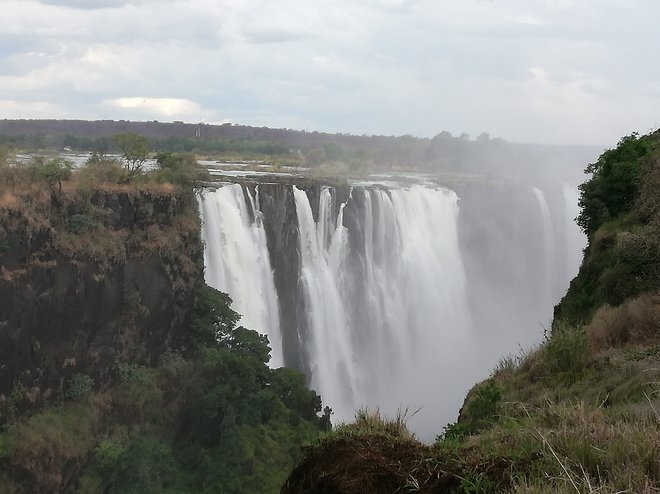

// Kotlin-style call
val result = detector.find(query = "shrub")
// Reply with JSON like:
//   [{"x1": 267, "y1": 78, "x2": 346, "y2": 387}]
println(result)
[
  {"x1": 636, "y1": 156, "x2": 660, "y2": 225},
  {"x1": 437, "y1": 421, "x2": 471, "y2": 443},
  {"x1": 77, "y1": 160, "x2": 128, "y2": 184},
  {"x1": 153, "y1": 152, "x2": 210, "y2": 185},
  {"x1": 0, "y1": 191, "x2": 19, "y2": 210},
  {"x1": 587, "y1": 293, "x2": 660, "y2": 351},
  {"x1": 94, "y1": 438, "x2": 125, "y2": 473},
  {"x1": 586, "y1": 304, "x2": 629, "y2": 350},
  {"x1": 67, "y1": 213, "x2": 93, "y2": 234},
  {"x1": 9, "y1": 381, "x2": 27, "y2": 408},
  {"x1": 118, "y1": 362, "x2": 150, "y2": 388},
  {"x1": 544, "y1": 322, "x2": 588, "y2": 382},
  {"x1": 460, "y1": 380, "x2": 502, "y2": 433},
  {"x1": 65, "y1": 373, "x2": 94, "y2": 400},
  {"x1": 97, "y1": 438, "x2": 175, "y2": 493}
]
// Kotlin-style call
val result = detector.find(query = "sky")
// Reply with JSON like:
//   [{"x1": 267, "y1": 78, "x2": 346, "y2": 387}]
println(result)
[{"x1": 1, "y1": 0, "x2": 658, "y2": 145}]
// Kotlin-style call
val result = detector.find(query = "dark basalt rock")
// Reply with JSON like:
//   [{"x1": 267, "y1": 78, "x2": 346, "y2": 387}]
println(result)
[
  {"x1": 0, "y1": 189, "x2": 203, "y2": 414},
  {"x1": 257, "y1": 183, "x2": 308, "y2": 372}
]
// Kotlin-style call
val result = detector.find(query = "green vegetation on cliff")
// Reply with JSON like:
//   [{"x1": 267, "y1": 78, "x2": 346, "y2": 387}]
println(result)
[
  {"x1": 282, "y1": 130, "x2": 660, "y2": 494},
  {"x1": 0, "y1": 150, "x2": 329, "y2": 493},
  {"x1": 0, "y1": 286, "x2": 328, "y2": 494},
  {"x1": 557, "y1": 130, "x2": 660, "y2": 324}
]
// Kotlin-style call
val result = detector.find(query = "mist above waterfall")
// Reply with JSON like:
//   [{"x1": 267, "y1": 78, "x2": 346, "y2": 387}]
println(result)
[{"x1": 198, "y1": 173, "x2": 586, "y2": 440}]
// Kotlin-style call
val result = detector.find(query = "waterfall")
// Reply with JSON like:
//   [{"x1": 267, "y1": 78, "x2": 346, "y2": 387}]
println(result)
[
  {"x1": 198, "y1": 179, "x2": 583, "y2": 440},
  {"x1": 531, "y1": 186, "x2": 558, "y2": 300},
  {"x1": 290, "y1": 185, "x2": 472, "y2": 432},
  {"x1": 198, "y1": 185, "x2": 283, "y2": 367},
  {"x1": 293, "y1": 186, "x2": 358, "y2": 413}
]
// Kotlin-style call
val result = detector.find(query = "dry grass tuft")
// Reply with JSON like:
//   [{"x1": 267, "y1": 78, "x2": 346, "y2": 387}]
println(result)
[
  {"x1": 586, "y1": 293, "x2": 660, "y2": 351},
  {"x1": 349, "y1": 407, "x2": 417, "y2": 441},
  {"x1": 0, "y1": 192, "x2": 19, "y2": 210}
]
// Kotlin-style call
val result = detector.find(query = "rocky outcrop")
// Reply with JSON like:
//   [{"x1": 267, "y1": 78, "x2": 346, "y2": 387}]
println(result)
[
  {"x1": 0, "y1": 186, "x2": 203, "y2": 414},
  {"x1": 256, "y1": 183, "x2": 307, "y2": 372}
]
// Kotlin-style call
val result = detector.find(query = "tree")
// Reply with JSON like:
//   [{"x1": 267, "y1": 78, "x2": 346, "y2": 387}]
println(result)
[
  {"x1": 577, "y1": 133, "x2": 652, "y2": 237},
  {"x1": 432, "y1": 131, "x2": 453, "y2": 140},
  {"x1": 476, "y1": 132, "x2": 491, "y2": 143},
  {"x1": 155, "y1": 152, "x2": 210, "y2": 184},
  {"x1": 113, "y1": 133, "x2": 150, "y2": 179},
  {"x1": 271, "y1": 367, "x2": 322, "y2": 422},
  {"x1": 182, "y1": 285, "x2": 241, "y2": 353},
  {"x1": 34, "y1": 157, "x2": 73, "y2": 195}
]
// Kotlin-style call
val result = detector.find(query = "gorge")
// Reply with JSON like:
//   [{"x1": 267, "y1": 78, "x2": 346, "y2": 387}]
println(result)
[
  {"x1": 2, "y1": 123, "x2": 657, "y2": 493},
  {"x1": 198, "y1": 174, "x2": 586, "y2": 438}
]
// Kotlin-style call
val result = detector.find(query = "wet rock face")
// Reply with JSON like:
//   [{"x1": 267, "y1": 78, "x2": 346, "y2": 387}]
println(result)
[
  {"x1": 257, "y1": 183, "x2": 306, "y2": 372},
  {"x1": 0, "y1": 189, "x2": 203, "y2": 411}
]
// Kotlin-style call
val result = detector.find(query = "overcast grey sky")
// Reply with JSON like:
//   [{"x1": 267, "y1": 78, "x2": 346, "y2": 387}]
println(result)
[{"x1": 1, "y1": 0, "x2": 658, "y2": 145}]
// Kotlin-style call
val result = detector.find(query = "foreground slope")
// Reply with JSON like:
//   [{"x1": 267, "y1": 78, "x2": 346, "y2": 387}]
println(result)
[{"x1": 281, "y1": 130, "x2": 660, "y2": 494}]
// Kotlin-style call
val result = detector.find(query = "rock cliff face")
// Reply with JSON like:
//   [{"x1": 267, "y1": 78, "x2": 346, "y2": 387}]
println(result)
[
  {"x1": 0, "y1": 186, "x2": 203, "y2": 412},
  {"x1": 253, "y1": 181, "x2": 352, "y2": 373}
]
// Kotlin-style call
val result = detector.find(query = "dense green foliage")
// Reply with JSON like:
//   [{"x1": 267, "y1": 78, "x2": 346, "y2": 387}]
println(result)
[
  {"x1": 577, "y1": 132, "x2": 655, "y2": 236},
  {"x1": 556, "y1": 129, "x2": 660, "y2": 324},
  {"x1": 153, "y1": 152, "x2": 211, "y2": 185},
  {"x1": 86, "y1": 285, "x2": 327, "y2": 493},
  {"x1": 0, "y1": 282, "x2": 327, "y2": 493}
]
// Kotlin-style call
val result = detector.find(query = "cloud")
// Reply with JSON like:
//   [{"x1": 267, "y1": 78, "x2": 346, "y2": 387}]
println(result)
[
  {"x1": 507, "y1": 14, "x2": 542, "y2": 25},
  {"x1": 0, "y1": 99, "x2": 71, "y2": 118},
  {"x1": 103, "y1": 97, "x2": 212, "y2": 118},
  {"x1": 0, "y1": 0, "x2": 658, "y2": 144},
  {"x1": 38, "y1": 0, "x2": 129, "y2": 8}
]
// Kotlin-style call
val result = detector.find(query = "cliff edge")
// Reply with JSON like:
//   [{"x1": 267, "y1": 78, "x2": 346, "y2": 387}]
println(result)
[{"x1": 0, "y1": 173, "x2": 203, "y2": 414}]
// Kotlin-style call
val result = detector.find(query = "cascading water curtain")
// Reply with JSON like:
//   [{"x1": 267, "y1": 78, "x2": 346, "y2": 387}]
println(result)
[
  {"x1": 198, "y1": 182, "x2": 558, "y2": 440},
  {"x1": 293, "y1": 185, "x2": 474, "y2": 438},
  {"x1": 198, "y1": 185, "x2": 283, "y2": 367}
]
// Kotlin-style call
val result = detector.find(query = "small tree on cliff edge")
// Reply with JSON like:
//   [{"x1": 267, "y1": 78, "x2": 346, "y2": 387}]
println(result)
[
  {"x1": 34, "y1": 157, "x2": 73, "y2": 196},
  {"x1": 113, "y1": 133, "x2": 150, "y2": 179}
]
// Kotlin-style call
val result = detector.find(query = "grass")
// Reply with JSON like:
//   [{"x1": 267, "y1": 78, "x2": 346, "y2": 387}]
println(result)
[
  {"x1": 282, "y1": 318, "x2": 660, "y2": 494},
  {"x1": 328, "y1": 407, "x2": 419, "y2": 441},
  {"x1": 586, "y1": 293, "x2": 660, "y2": 352},
  {"x1": 451, "y1": 321, "x2": 660, "y2": 493},
  {"x1": 1, "y1": 398, "x2": 102, "y2": 493},
  {"x1": 0, "y1": 157, "x2": 200, "y2": 271}
]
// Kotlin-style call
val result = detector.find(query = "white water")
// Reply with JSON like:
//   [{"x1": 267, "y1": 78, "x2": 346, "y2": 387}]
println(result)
[
  {"x1": 198, "y1": 185, "x2": 283, "y2": 367},
  {"x1": 198, "y1": 180, "x2": 585, "y2": 440},
  {"x1": 531, "y1": 186, "x2": 558, "y2": 301},
  {"x1": 293, "y1": 185, "x2": 473, "y2": 435}
]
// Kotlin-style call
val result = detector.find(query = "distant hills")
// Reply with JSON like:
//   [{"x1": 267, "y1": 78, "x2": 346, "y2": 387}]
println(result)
[{"x1": 0, "y1": 119, "x2": 601, "y2": 183}]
